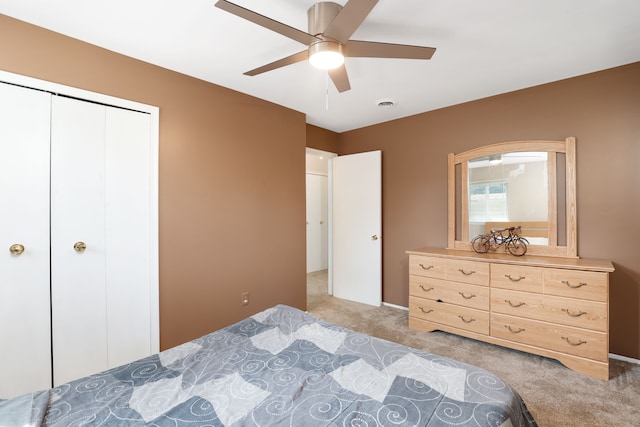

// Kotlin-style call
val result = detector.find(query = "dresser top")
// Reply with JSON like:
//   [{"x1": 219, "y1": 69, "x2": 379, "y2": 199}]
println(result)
[{"x1": 406, "y1": 247, "x2": 615, "y2": 272}]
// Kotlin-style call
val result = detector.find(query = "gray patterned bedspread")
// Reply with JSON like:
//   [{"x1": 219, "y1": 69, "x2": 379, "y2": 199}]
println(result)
[{"x1": 0, "y1": 305, "x2": 537, "y2": 426}]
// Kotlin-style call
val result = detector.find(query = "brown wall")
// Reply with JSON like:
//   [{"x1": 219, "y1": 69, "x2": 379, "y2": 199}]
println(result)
[
  {"x1": 0, "y1": 14, "x2": 307, "y2": 350},
  {"x1": 338, "y1": 62, "x2": 640, "y2": 359},
  {"x1": 306, "y1": 124, "x2": 339, "y2": 153}
]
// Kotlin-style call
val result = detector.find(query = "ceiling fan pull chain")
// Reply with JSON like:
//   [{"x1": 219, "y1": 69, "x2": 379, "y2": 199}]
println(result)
[{"x1": 325, "y1": 73, "x2": 330, "y2": 110}]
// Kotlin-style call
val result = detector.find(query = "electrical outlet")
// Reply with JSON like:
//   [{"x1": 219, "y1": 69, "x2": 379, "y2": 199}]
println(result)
[{"x1": 241, "y1": 292, "x2": 249, "y2": 306}]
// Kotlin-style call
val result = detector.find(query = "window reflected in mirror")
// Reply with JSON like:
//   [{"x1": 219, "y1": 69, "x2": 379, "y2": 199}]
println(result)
[{"x1": 468, "y1": 152, "x2": 549, "y2": 245}]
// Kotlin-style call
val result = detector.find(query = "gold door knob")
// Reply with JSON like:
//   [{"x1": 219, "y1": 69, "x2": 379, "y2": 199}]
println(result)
[
  {"x1": 74, "y1": 242, "x2": 87, "y2": 252},
  {"x1": 9, "y1": 244, "x2": 25, "y2": 255},
  {"x1": 371, "y1": 235, "x2": 379, "y2": 241}
]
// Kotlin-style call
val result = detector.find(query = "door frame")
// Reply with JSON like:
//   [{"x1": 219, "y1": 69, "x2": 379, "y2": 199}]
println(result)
[
  {"x1": 0, "y1": 70, "x2": 160, "y2": 354},
  {"x1": 305, "y1": 148, "x2": 336, "y2": 294}
]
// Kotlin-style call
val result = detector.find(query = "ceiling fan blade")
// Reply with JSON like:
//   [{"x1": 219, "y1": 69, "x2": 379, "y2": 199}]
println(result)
[
  {"x1": 323, "y1": 0, "x2": 379, "y2": 43},
  {"x1": 328, "y1": 64, "x2": 351, "y2": 93},
  {"x1": 244, "y1": 50, "x2": 309, "y2": 76},
  {"x1": 215, "y1": 0, "x2": 320, "y2": 45},
  {"x1": 346, "y1": 40, "x2": 436, "y2": 60}
]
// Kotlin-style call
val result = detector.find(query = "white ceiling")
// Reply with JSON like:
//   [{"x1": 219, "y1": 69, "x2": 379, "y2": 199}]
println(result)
[{"x1": 2, "y1": 0, "x2": 639, "y2": 132}]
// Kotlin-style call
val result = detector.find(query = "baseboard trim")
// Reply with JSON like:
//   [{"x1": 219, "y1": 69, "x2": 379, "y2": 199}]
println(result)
[
  {"x1": 610, "y1": 353, "x2": 640, "y2": 365},
  {"x1": 382, "y1": 302, "x2": 408, "y2": 311}
]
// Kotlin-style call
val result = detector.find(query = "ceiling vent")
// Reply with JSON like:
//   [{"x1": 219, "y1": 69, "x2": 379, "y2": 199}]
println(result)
[{"x1": 377, "y1": 99, "x2": 396, "y2": 108}]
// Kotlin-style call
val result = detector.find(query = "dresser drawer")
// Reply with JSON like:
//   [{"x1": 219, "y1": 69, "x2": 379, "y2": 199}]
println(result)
[
  {"x1": 410, "y1": 276, "x2": 489, "y2": 310},
  {"x1": 446, "y1": 260, "x2": 490, "y2": 286},
  {"x1": 491, "y1": 314, "x2": 608, "y2": 362},
  {"x1": 409, "y1": 255, "x2": 446, "y2": 280},
  {"x1": 544, "y1": 269, "x2": 608, "y2": 302},
  {"x1": 409, "y1": 296, "x2": 489, "y2": 335},
  {"x1": 491, "y1": 264, "x2": 543, "y2": 293},
  {"x1": 491, "y1": 288, "x2": 608, "y2": 332}
]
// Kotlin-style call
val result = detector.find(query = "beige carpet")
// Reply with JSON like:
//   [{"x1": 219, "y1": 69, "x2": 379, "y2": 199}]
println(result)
[{"x1": 306, "y1": 270, "x2": 640, "y2": 427}]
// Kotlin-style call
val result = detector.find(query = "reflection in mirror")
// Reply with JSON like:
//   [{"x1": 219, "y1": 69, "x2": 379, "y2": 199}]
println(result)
[
  {"x1": 448, "y1": 137, "x2": 577, "y2": 258},
  {"x1": 468, "y1": 152, "x2": 549, "y2": 245}
]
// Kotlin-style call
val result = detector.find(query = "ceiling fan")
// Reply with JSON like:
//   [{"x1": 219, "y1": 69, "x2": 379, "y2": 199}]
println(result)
[{"x1": 215, "y1": 0, "x2": 436, "y2": 92}]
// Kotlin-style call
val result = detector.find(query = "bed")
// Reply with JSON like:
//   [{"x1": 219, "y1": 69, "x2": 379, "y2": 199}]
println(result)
[{"x1": 0, "y1": 305, "x2": 537, "y2": 426}]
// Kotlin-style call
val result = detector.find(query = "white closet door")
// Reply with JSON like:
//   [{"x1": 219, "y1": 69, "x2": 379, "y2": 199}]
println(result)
[
  {"x1": 104, "y1": 106, "x2": 152, "y2": 367},
  {"x1": 50, "y1": 97, "x2": 153, "y2": 385},
  {"x1": 51, "y1": 96, "x2": 108, "y2": 385},
  {"x1": 0, "y1": 83, "x2": 52, "y2": 398}
]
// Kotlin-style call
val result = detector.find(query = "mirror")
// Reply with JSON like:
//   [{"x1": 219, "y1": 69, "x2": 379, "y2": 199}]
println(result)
[{"x1": 448, "y1": 138, "x2": 577, "y2": 258}]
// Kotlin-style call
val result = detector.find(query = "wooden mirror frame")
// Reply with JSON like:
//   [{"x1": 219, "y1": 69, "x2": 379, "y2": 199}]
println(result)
[{"x1": 448, "y1": 137, "x2": 577, "y2": 258}]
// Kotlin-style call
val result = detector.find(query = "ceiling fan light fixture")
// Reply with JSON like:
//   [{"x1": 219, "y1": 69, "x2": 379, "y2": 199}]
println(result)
[{"x1": 309, "y1": 41, "x2": 344, "y2": 70}]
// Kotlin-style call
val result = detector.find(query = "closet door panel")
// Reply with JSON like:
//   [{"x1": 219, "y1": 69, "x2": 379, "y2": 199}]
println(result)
[
  {"x1": 0, "y1": 83, "x2": 52, "y2": 398},
  {"x1": 50, "y1": 96, "x2": 108, "y2": 385},
  {"x1": 105, "y1": 107, "x2": 152, "y2": 367}
]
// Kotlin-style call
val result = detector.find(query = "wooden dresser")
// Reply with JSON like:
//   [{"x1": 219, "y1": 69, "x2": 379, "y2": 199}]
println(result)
[{"x1": 407, "y1": 247, "x2": 614, "y2": 380}]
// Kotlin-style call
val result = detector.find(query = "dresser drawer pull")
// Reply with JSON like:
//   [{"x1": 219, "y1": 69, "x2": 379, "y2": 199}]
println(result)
[
  {"x1": 458, "y1": 268, "x2": 476, "y2": 276},
  {"x1": 561, "y1": 280, "x2": 588, "y2": 289},
  {"x1": 418, "y1": 307, "x2": 433, "y2": 314},
  {"x1": 562, "y1": 308, "x2": 587, "y2": 317},
  {"x1": 458, "y1": 292, "x2": 476, "y2": 299},
  {"x1": 505, "y1": 299, "x2": 525, "y2": 308},
  {"x1": 562, "y1": 336, "x2": 587, "y2": 346},
  {"x1": 458, "y1": 315, "x2": 476, "y2": 323},
  {"x1": 419, "y1": 285, "x2": 434, "y2": 292},
  {"x1": 419, "y1": 264, "x2": 434, "y2": 270},
  {"x1": 505, "y1": 325, "x2": 526, "y2": 334},
  {"x1": 505, "y1": 274, "x2": 526, "y2": 282}
]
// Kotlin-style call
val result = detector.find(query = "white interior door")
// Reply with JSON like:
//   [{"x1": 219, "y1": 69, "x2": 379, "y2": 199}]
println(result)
[
  {"x1": 306, "y1": 173, "x2": 328, "y2": 273},
  {"x1": 0, "y1": 83, "x2": 52, "y2": 398},
  {"x1": 319, "y1": 175, "x2": 328, "y2": 270},
  {"x1": 331, "y1": 151, "x2": 381, "y2": 306}
]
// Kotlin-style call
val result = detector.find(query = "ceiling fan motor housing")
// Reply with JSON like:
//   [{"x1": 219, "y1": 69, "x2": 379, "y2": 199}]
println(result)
[{"x1": 308, "y1": 2, "x2": 343, "y2": 36}]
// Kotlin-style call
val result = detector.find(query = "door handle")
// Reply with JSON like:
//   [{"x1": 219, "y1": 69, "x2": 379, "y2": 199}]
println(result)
[
  {"x1": 371, "y1": 235, "x2": 379, "y2": 241},
  {"x1": 74, "y1": 241, "x2": 87, "y2": 252},
  {"x1": 9, "y1": 244, "x2": 25, "y2": 255}
]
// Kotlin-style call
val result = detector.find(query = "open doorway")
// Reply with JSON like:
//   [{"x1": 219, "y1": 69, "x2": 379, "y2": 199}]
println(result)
[{"x1": 306, "y1": 148, "x2": 336, "y2": 310}]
